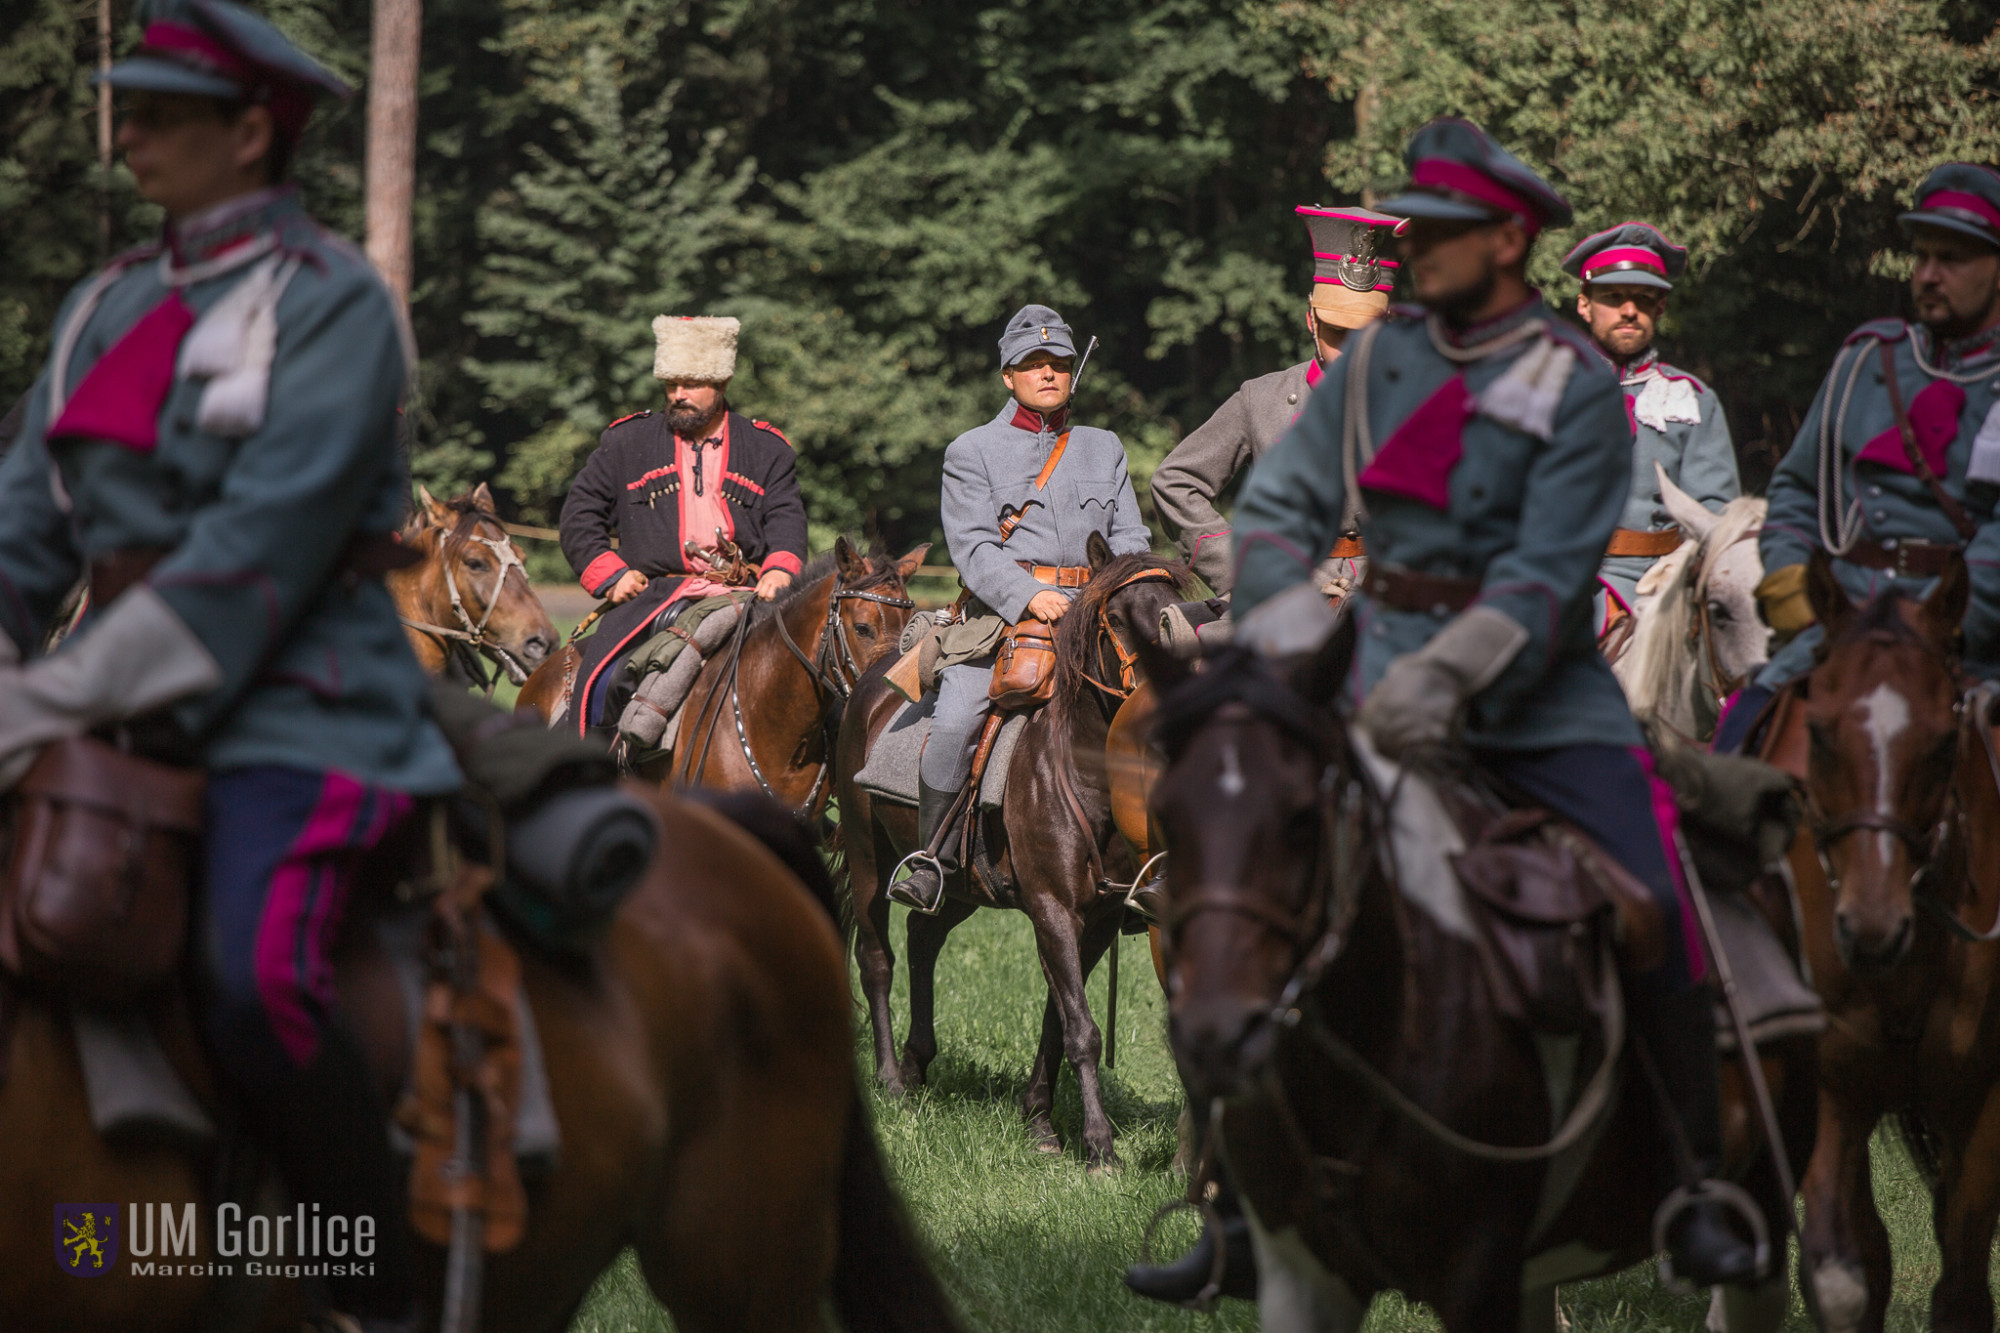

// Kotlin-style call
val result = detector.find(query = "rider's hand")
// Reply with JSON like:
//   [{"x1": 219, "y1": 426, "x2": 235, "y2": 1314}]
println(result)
[
  {"x1": 1754, "y1": 564, "x2": 1814, "y2": 641},
  {"x1": 755, "y1": 569, "x2": 794, "y2": 601},
  {"x1": 606, "y1": 569, "x2": 649, "y2": 605},
  {"x1": 1026, "y1": 589, "x2": 1070, "y2": 623}
]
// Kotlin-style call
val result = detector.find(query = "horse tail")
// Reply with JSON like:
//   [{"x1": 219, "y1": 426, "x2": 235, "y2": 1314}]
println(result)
[
  {"x1": 832, "y1": 1084, "x2": 964, "y2": 1333},
  {"x1": 1894, "y1": 1108, "x2": 1943, "y2": 1191}
]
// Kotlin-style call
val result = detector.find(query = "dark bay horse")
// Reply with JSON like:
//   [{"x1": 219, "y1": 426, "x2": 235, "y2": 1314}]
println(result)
[
  {"x1": 1138, "y1": 625, "x2": 1815, "y2": 1332},
  {"x1": 389, "y1": 484, "x2": 557, "y2": 689},
  {"x1": 837, "y1": 537, "x2": 1190, "y2": 1169},
  {"x1": 0, "y1": 785, "x2": 959, "y2": 1333},
  {"x1": 518, "y1": 539, "x2": 924, "y2": 812},
  {"x1": 1771, "y1": 552, "x2": 2000, "y2": 1333}
]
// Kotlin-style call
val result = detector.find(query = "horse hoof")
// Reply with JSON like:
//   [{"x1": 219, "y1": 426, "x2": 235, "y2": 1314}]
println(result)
[
  {"x1": 1086, "y1": 1153, "x2": 1124, "y2": 1176},
  {"x1": 1026, "y1": 1120, "x2": 1062, "y2": 1155}
]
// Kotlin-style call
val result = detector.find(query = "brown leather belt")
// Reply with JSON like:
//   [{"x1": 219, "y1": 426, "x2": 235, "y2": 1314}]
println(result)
[
  {"x1": 1843, "y1": 539, "x2": 1960, "y2": 578},
  {"x1": 1604, "y1": 527, "x2": 1682, "y2": 558},
  {"x1": 1363, "y1": 564, "x2": 1481, "y2": 615},
  {"x1": 1020, "y1": 562, "x2": 1092, "y2": 588},
  {"x1": 1330, "y1": 535, "x2": 1366, "y2": 559},
  {"x1": 90, "y1": 533, "x2": 419, "y2": 608}
]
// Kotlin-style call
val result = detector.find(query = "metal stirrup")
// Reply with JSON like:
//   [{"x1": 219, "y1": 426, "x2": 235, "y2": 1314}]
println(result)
[
  {"x1": 1651, "y1": 1178, "x2": 1771, "y2": 1293},
  {"x1": 887, "y1": 848, "x2": 947, "y2": 915}
]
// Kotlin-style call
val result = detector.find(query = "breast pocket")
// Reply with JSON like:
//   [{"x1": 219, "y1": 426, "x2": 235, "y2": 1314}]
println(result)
[{"x1": 995, "y1": 483, "x2": 1048, "y2": 544}]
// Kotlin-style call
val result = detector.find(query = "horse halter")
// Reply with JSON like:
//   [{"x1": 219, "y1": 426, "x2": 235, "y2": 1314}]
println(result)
[
  {"x1": 1078, "y1": 566, "x2": 1180, "y2": 700},
  {"x1": 400, "y1": 514, "x2": 532, "y2": 691},
  {"x1": 1689, "y1": 524, "x2": 1762, "y2": 704}
]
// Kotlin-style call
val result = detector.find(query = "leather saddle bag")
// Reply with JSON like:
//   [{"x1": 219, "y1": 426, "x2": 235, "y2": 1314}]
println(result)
[
  {"x1": 989, "y1": 620, "x2": 1059, "y2": 711},
  {"x1": 0, "y1": 736, "x2": 206, "y2": 1005}
]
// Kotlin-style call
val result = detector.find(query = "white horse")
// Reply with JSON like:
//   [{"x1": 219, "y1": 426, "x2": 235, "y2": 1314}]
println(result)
[{"x1": 1611, "y1": 463, "x2": 1769, "y2": 743}]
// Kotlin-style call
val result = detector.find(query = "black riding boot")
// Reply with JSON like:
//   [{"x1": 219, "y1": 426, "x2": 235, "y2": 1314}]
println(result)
[
  {"x1": 1635, "y1": 985, "x2": 1762, "y2": 1288},
  {"x1": 1123, "y1": 1176, "x2": 1258, "y2": 1306},
  {"x1": 887, "y1": 778, "x2": 963, "y2": 913}
]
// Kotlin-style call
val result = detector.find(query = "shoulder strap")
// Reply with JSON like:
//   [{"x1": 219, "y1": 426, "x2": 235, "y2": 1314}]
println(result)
[
  {"x1": 1033, "y1": 431, "x2": 1071, "y2": 490},
  {"x1": 1879, "y1": 340, "x2": 1978, "y2": 542}
]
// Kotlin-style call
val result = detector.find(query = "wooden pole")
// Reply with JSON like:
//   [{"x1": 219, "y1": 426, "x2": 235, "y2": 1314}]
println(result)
[
  {"x1": 364, "y1": 0, "x2": 421, "y2": 306},
  {"x1": 98, "y1": 0, "x2": 112, "y2": 259}
]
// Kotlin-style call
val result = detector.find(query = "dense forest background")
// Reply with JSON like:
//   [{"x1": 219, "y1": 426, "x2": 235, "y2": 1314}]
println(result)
[{"x1": 4, "y1": 0, "x2": 1998, "y2": 574}]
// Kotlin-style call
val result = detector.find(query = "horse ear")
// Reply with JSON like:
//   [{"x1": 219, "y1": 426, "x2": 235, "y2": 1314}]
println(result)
[
  {"x1": 1806, "y1": 549, "x2": 1853, "y2": 634},
  {"x1": 1087, "y1": 530, "x2": 1114, "y2": 573},
  {"x1": 834, "y1": 534, "x2": 867, "y2": 580},
  {"x1": 1291, "y1": 609, "x2": 1358, "y2": 709},
  {"x1": 417, "y1": 485, "x2": 451, "y2": 528},
  {"x1": 894, "y1": 543, "x2": 932, "y2": 580},
  {"x1": 1921, "y1": 552, "x2": 1971, "y2": 649},
  {"x1": 470, "y1": 481, "x2": 497, "y2": 514},
  {"x1": 1656, "y1": 462, "x2": 1718, "y2": 542}
]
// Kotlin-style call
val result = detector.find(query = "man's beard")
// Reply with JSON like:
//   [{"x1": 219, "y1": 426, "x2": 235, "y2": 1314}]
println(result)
[
  {"x1": 665, "y1": 399, "x2": 723, "y2": 437},
  {"x1": 1599, "y1": 327, "x2": 1653, "y2": 366},
  {"x1": 1918, "y1": 294, "x2": 2000, "y2": 344},
  {"x1": 1429, "y1": 264, "x2": 1498, "y2": 326}
]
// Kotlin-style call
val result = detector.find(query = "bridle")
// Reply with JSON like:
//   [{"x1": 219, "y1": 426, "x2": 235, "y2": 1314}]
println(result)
[
  {"x1": 1076, "y1": 567, "x2": 1181, "y2": 702},
  {"x1": 399, "y1": 512, "x2": 533, "y2": 693},
  {"x1": 1689, "y1": 524, "x2": 1763, "y2": 705}
]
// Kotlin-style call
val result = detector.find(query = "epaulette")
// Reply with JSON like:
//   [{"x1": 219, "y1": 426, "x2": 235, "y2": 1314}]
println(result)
[
  {"x1": 751, "y1": 419, "x2": 795, "y2": 448},
  {"x1": 605, "y1": 410, "x2": 652, "y2": 430},
  {"x1": 1843, "y1": 317, "x2": 1909, "y2": 347},
  {"x1": 1545, "y1": 321, "x2": 1612, "y2": 368},
  {"x1": 1654, "y1": 362, "x2": 1709, "y2": 393}
]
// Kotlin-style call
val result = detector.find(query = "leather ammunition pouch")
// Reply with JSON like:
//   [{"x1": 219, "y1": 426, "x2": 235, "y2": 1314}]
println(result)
[
  {"x1": 0, "y1": 736, "x2": 205, "y2": 1005},
  {"x1": 989, "y1": 620, "x2": 1059, "y2": 710}
]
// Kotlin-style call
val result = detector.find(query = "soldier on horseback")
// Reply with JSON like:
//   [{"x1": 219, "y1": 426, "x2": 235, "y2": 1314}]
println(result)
[
  {"x1": 1714, "y1": 162, "x2": 2000, "y2": 753},
  {"x1": 557, "y1": 315, "x2": 808, "y2": 735},
  {"x1": 0, "y1": 3, "x2": 458, "y2": 1328},
  {"x1": 887, "y1": 304, "x2": 1152, "y2": 912},
  {"x1": 1560, "y1": 223, "x2": 1741, "y2": 631},
  {"x1": 1152, "y1": 206, "x2": 1401, "y2": 594},
  {"x1": 1230, "y1": 118, "x2": 1761, "y2": 1287}
]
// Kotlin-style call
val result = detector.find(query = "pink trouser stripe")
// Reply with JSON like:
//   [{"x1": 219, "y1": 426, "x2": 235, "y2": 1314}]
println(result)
[
  {"x1": 251, "y1": 773, "x2": 409, "y2": 1066},
  {"x1": 1632, "y1": 746, "x2": 1708, "y2": 982}
]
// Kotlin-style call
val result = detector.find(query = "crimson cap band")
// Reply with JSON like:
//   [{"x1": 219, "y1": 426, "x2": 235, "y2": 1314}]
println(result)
[
  {"x1": 100, "y1": 0, "x2": 352, "y2": 144},
  {"x1": 1560, "y1": 221, "x2": 1688, "y2": 292},
  {"x1": 1900, "y1": 162, "x2": 2000, "y2": 251},
  {"x1": 1297, "y1": 205, "x2": 1404, "y2": 329},
  {"x1": 1373, "y1": 118, "x2": 1573, "y2": 236}
]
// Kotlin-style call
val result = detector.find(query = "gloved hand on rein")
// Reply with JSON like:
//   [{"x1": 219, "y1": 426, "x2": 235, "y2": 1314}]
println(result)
[
  {"x1": 1754, "y1": 563, "x2": 1814, "y2": 642},
  {"x1": 1358, "y1": 605, "x2": 1528, "y2": 761}
]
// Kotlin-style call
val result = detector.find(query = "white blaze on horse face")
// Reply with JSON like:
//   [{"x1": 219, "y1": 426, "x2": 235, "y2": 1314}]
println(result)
[
  {"x1": 1219, "y1": 739, "x2": 1246, "y2": 799},
  {"x1": 1857, "y1": 681, "x2": 1911, "y2": 864}
]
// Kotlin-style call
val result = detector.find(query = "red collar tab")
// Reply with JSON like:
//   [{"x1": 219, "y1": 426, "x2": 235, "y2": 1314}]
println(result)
[
  {"x1": 1010, "y1": 403, "x2": 1069, "y2": 434},
  {"x1": 1306, "y1": 358, "x2": 1325, "y2": 389}
]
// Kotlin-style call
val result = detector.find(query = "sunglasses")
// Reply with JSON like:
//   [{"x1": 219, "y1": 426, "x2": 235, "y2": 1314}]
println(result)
[{"x1": 118, "y1": 92, "x2": 230, "y2": 131}]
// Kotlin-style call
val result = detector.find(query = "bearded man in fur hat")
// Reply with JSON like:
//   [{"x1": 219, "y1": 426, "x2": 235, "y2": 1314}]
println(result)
[{"x1": 558, "y1": 315, "x2": 808, "y2": 735}]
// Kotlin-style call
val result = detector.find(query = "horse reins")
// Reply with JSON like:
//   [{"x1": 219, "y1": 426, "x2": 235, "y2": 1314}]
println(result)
[
  {"x1": 1076, "y1": 567, "x2": 1179, "y2": 701},
  {"x1": 400, "y1": 512, "x2": 533, "y2": 693}
]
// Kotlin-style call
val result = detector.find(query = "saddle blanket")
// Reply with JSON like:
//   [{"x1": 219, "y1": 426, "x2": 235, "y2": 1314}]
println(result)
[
  {"x1": 73, "y1": 908, "x2": 562, "y2": 1169},
  {"x1": 852, "y1": 696, "x2": 1028, "y2": 810}
]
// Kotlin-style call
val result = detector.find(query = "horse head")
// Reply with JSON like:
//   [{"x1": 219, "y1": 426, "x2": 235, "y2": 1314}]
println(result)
[
  {"x1": 1136, "y1": 614, "x2": 1359, "y2": 1104},
  {"x1": 390, "y1": 483, "x2": 556, "y2": 685},
  {"x1": 1803, "y1": 548, "x2": 1968, "y2": 970},
  {"x1": 823, "y1": 534, "x2": 927, "y2": 682},
  {"x1": 1052, "y1": 532, "x2": 1191, "y2": 721}
]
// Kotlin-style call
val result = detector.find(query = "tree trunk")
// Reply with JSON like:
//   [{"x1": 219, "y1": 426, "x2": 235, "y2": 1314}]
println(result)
[
  {"x1": 364, "y1": 0, "x2": 421, "y2": 306},
  {"x1": 98, "y1": 0, "x2": 112, "y2": 260}
]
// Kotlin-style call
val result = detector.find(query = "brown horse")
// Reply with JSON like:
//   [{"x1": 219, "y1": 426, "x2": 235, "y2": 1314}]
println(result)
[
  {"x1": 389, "y1": 484, "x2": 557, "y2": 689},
  {"x1": 837, "y1": 537, "x2": 1190, "y2": 1169},
  {"x1": 0, "y1": 785, "x2": 959, "y2": 1333},
  {"x1": 1137, "y1": 626, "x2": 1816, "y2": 1333},
  {"x1": 1772, "y1": 551, "x2": 2000, "y2": 1333},
  {"x1": 518, "y1": 539, "x2": 924, "y2": 811}
]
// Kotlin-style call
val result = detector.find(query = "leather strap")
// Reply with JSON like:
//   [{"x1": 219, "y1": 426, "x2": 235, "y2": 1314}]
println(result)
[
  {"x1": 1880, "y1": 340, "x2": 1979, "y2": 542},
  {"x1": 1363, "y1": 564, "x2": 1481, "y2": 615},
  {"x1": 1841, "y1": 538, "x2": 1961, "y2": 578},
  {"x1": 1034, "y1": 431, "x2": 1072, "y2": 490},
  {"x1": 1019, "y1": 562, "x2": 1092, "y2": 588},
  {"x1": 1330, "y1": 534, "x2": 1366, "y2": 559},
  {"x1": 1604, "y1": 527, "x2": 1683, "y2": 558}
]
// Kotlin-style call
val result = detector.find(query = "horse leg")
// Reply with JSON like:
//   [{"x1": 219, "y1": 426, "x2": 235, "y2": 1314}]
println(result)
[
  {"x1": 1799, "y1": 1086, "x2": 1891, "y2": 1333},
  {"x1": 1024, "y1": 897, "x2": 1122, "y2": 1169},
  {"x1": 1243, "y1": 1209, "x2": 1367, "y2": 1333},
  {"x1": 1021, "y1": 986, "x2": 1066, "y2": 1154},
  {"x1": 1518, "y1": 1286, "x2": 1560, "y2": 1333},
  {"x1": 1709, "y1": 1275, "x2": 1790, "y2": 1333},
  {"x1": 1927, "y1": 1085, "x2": 2000, "y2": 1332},
  {"x1": 849, "y1": 815, "x2": 905, "y2": 1095},
  {"x1": 899, "y1": 894, "x2": 974, "y2": 1090}
]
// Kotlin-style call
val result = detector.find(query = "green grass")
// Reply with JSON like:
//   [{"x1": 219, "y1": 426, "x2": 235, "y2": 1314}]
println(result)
[{"x1": 560, "y1": 904, "x2": 2000, "y2": 1331}]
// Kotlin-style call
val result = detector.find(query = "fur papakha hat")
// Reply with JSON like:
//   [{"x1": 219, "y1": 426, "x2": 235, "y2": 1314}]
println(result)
[{"x1": 652, "y1": 315, "x2": 740, "y2": 383}]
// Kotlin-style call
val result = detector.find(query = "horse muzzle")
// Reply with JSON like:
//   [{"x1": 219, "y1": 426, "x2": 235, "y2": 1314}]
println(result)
[{"x1": 1170, "y1": 995, "x2": 1280, "y2": 1104}]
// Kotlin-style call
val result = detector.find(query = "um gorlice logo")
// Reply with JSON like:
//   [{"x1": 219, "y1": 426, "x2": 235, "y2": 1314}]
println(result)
[{"x1": 55, "y1": 1204, "x2": 119, "y2": 1276}]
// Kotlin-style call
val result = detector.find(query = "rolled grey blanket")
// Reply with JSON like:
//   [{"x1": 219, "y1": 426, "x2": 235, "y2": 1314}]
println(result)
[
  {"x1": 491, "y1": 784, "x2": 659, "y2": 951},
  {"x1": 618, "y1": 599, "x2": 747, "y2": 747}
]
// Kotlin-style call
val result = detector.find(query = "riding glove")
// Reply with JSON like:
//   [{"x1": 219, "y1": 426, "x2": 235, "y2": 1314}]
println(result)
[
  {"x1": 1753, "y1": 564, "x2": 1814, "y2": 641},
  {"x1": 0, "y1": 585, "x2": 222, "y2": 787},
  {"x1": 1359, "y1": 605, "x2": 1528, "y2": 760}
]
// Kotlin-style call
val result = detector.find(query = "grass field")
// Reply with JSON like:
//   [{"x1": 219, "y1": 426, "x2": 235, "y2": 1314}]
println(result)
[{"x1": 560, "y1": 901, "x2": 1999, "y2": 1332}]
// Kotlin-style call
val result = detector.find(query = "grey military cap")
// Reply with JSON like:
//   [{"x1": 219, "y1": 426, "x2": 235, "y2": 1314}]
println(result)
[{"x1": 999, "y1": 304, "x2": 1078, "y2": 368}]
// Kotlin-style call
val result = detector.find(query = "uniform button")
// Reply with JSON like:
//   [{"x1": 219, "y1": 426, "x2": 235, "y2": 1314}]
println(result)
[
  {"x1": 1868, "y1": 485, "x2": 1882, "y2": 497},
  {"x1": 1386, "y1": 369, "x2": 1400, "y2": 382},
  {"x1": 1874, "y1": 511, "x2": 1889, "y2": 522},
  {"x1": 1286, "y1": 393, "x2": 1298, "y2": 405},
  {"x1": 1372, "y1": 623, "x2": 1386, "y2": 637}
]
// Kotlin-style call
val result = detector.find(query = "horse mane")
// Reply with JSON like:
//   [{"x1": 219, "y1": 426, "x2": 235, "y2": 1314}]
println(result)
[
  {"x1": 769, "y1": 543, "x2": 907, "y2": 614},
  {"x1": 414, "y1": 489, "x2": 504, "y2": 560},
  {"x1": 1051, "y1": 551, "x2": 1193, "y2": 715},
  {"x1": 1620, "y1": 496, "x2": 1765, "y2": 718},
  {"x1": 1825, "y1": 578, "x2": 1935, "y2": 655}
]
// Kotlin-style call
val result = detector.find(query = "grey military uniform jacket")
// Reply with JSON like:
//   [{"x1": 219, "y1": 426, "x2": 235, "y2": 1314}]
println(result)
[
  {"x1": 936, "y1": 403, "x2": 1152, "y2": 665},
  {"x1": 1600, "y1": 351, "x2": 1740, "y2": 611},
  {"x1": 1152, "y1": 360, "x2": 1315, "y2": 592},
  {"x1": 1235, "y1": 299, "x2": 1641, "y2": 751},
  {"x1": 1758, "y1": 317, "x2": 2000, "y2": 688}
]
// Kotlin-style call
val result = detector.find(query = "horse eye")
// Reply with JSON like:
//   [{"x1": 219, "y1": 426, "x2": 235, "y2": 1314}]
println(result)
[
  {"x1": 854, "y1": 623, "x2": 876, "y2": 640},
  {"x1": 466, "y1": 557, "x2": 490, "y2": 573},
  {"x1": 1706, "y1": 600, "x2": 1731, "y2": 621}
]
